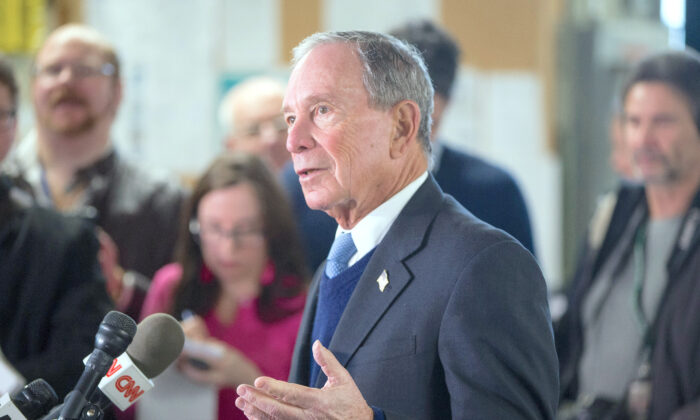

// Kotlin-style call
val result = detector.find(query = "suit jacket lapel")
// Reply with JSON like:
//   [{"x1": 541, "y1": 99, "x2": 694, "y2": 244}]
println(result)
[
  {"x1": 314, "y1": 176, "x2": 444, "y2": 387},
  {"x1": 288, "y1": 265, "x2": 322, "y2": 385}
]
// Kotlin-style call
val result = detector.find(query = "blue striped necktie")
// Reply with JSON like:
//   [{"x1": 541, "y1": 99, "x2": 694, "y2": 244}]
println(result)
[{"x1": 324, "y1": 232, "x2": 357, "y2": 278}]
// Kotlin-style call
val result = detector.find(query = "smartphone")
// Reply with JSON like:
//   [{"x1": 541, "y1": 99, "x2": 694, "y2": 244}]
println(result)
[{"x1": 187, "y1": 357, "x2": 211, "y2": 370}]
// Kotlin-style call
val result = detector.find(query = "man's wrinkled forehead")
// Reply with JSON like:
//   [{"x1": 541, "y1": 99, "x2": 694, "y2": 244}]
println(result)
[{"x1": 284, "y1": 43, "x2": 365, "y2": 106}]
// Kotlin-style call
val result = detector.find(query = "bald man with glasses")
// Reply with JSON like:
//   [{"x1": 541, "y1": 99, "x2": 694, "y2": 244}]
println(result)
[{"x1": 6, "y1": 24, "x2": 184, "y2": 319}]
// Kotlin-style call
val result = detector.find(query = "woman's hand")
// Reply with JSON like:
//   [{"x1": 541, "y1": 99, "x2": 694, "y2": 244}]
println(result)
[
  {"x1": 178, "y1": 338, "x2": 262, "y2": 388},
  {"x1": 180, "y1": 314, "x2": 210, "y2": 341}
]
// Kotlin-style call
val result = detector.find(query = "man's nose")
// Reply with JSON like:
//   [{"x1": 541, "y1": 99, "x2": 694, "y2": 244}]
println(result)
[
  {"x1": 286, "y1": 117, "x2": 314, "y2": 153},
  {"x1": 632, "y1": 121, "x2": 657, "y2": 149},
  {"x1": 52, "y1": 65, "x2": 83, "y2": 84}
]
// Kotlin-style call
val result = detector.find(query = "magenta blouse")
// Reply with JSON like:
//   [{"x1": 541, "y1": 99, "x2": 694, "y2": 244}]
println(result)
[{"x1": 140, "y1": 263, "x2": 305, "y2": 420}]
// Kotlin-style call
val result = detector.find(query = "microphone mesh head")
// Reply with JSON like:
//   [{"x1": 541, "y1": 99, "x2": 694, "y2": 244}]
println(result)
[
  {"x1": 104, "y1": 310, "x2": 138, "y2": 338},
  {"x1": 23, "y1": 379, "x2": 58, "y2": 403},
  {"x1": 127, "y1": 313, "x2": 185, "y2": 378},
  {"x1": 14, "y1": 379, "x2": 59, "y2": 419}
]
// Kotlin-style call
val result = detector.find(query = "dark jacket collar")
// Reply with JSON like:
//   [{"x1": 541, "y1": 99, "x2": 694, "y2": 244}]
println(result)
[{"x1": 593, "y1": 181, "x2": 700, "y2": 284}]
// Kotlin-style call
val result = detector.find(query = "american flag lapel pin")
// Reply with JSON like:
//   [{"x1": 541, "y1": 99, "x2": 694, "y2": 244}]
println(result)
[{"x1": 377, "y1": 270, "x2": 389, "y2": 292}]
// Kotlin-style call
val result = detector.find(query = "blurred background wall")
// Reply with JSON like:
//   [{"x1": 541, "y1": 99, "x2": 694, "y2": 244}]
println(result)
[{"x1": 0, "y1": 0, "x2": 693, "y2": 289}]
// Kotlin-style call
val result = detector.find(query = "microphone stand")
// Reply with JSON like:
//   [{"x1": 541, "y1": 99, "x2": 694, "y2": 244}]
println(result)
[
  {"x1": 40, "y1": 401, "x2": 104, "y2": 420},
  {"x1": 76, "y1": 401, "x2": 104, "y2": 420}
]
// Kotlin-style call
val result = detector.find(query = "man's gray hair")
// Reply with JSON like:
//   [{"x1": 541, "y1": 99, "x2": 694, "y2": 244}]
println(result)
[{"x1": 292, "y1": 31, "x2": 434, "y2": 154}]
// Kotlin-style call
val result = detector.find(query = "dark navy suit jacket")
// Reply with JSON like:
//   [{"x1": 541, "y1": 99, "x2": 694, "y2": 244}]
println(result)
[
  {"x1": 288, "y1": 176, "x2": 558, "y2": 419},
  {"x1": 434, "y1": 145, "x2": 535, "y2": 254},
  {"x1": 280, "y1": 143, "x2": 535, "y2": 274}
]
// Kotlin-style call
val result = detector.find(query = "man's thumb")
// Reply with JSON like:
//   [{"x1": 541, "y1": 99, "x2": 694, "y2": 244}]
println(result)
[{"x1": 312, "y1": 340, "x2": 348, "y2": 387}]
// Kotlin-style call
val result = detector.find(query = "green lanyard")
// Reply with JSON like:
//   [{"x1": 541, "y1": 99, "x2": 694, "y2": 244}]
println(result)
[{"x1": 632, "y1": 222, "x2": 650, "y2": 336}]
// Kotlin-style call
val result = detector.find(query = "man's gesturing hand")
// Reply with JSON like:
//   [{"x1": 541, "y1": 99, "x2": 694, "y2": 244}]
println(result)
[{"x1": 235, "y1": 340, "x2": 374, "y2": 420}]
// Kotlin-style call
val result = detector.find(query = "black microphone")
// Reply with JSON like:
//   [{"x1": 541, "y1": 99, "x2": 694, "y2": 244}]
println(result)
[
  {"x1": 57, "y1": 311, "x2": 136, "y2": 420},
  {"x1": 41, "y1": 314, "x2": 184, "y2": 420},
  {"x1": 0, "y1": 379, "x2": 58, "y2": 420},
  {"x1": 90, "y1": 313, "x2": 185, "y2": 412}
]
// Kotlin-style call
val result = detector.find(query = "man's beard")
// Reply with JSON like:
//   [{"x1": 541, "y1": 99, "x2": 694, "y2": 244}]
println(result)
[
  {"x1": 634, "y1": 149, "x2": 678, "y2": 184},
  {"x1": 41, "y1": 89, "x2": 102, "y2": 136}
]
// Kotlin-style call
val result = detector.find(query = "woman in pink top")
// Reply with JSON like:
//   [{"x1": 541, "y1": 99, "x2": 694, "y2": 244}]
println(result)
[{"x1": 141, "y1": 153, "x2": 308, "y2": 420}]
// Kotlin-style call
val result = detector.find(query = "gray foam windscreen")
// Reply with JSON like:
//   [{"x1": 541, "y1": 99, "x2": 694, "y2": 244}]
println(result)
[{"x1": 127, "y1": 313, "x2": 185, "y2": 378}]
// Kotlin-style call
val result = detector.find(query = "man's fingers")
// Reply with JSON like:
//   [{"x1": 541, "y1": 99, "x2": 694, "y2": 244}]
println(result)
[
  {"x1": 237, "y1": 383, "x2": 307, "y2": 419},
  {"x1": 235, "y1": 394, "x2": 273, "y2": 420},
  {"x1": 253, "y1": 375, "x2": 322, "y2": 408},
  {"x1": 311, "y1": 340, "x2": 350, "y2": 387}
]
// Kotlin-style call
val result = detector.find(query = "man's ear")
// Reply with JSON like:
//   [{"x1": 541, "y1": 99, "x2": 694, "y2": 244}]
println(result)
[{"x1": 389, "y1": 100, "x2": 420, "y2": 159}]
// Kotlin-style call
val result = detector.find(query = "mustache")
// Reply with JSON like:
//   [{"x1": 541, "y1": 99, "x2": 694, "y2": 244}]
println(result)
[
  {"x1": 633, "y1": 148, "x2": 668, "y2": 162},
  {"x1": 49, "y1": 88, "x2": 88, "y2": 108}
]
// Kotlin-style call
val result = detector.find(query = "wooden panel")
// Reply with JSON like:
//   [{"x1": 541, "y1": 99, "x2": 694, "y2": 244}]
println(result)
[
  {"x1": 540, "y1": 0, "x2": 563, "y2": 153},
  {"x1": 52, "y1": 0, "x2": 84, "y2": 26},
  {"x1": 280, "y1": 0, "x2": 322, "y2": 64},
  {"x1": 442, "y1": 0, "x2": 540, "y2": 70}
]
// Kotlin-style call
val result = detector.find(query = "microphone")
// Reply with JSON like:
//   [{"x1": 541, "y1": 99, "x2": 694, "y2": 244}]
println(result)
[
  {"x1": 41, "y1": 314, "x2": 184, "y2": 420},
  {"x1": 0, "y1": 379, "x2": 58, "y2": 420},
  {"x1": 91, "y1": 313, "x2": 184, "y2": 411},
  {"x1": 58, "y1": 311, "x2": 137, "y2": 420}
]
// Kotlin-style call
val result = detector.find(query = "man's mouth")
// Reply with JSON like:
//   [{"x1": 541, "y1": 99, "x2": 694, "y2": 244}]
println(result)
[{"x1": 53, "y1": 98, "x2": 84, "y2": 107}]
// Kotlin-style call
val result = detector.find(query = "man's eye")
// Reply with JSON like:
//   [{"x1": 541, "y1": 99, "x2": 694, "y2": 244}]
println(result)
[
  {"x1": 286, "y1": 115, "x2": 296, "y2": 126},
  {"x1": 318, "y1": 105, "x2": 329, "y2": 115}
]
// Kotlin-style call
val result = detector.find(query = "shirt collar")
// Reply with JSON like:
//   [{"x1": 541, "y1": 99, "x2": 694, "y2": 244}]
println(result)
[{"x1": 337, "y1": 171, "x2": 429, "y2": 265}]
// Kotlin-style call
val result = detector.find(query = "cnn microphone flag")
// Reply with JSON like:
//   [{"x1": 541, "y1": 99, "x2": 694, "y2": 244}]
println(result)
[{"x1": 89, "y1": 353, "x2": 154, "y2": 410}]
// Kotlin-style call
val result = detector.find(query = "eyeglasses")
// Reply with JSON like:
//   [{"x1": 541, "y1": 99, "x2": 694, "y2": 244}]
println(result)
[
  {"x1": 0, "y1": 109, "x2": 16, "y2": 132},
  {"x1": 33, "y1": 62, "x2": 116, "y2": 81},
  {"x1": 239, "y1": 115, "x2": 287, "y2": 138},
  {"x1": 189, "y1": 219, "x2": 264, "y2": 248}
]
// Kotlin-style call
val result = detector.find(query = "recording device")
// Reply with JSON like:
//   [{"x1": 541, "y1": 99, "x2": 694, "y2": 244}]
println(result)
[
  {"x1": 182, "y1": 339, "x2": 224, "y2": 371},
  {"x1": 41, "y1": 313, "x2": 184, "y2": 420},
  {"x1": 57, "y1": 311, "x2": 137, "y2": 420},
  {"x1": 179, "y1": 310, "x2": 222, "y2": 371},
  {"x1": 186, "y1": 358, "x2": 210, "y2": 371},
  {"x1": 0, "y1": 379, "x2": 58, "y2": 420}
]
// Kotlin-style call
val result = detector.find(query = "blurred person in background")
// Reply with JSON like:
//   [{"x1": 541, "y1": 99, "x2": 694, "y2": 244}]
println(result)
[
  {"x1": 390, "y1": 19, "x2": 536, "y2": 255},
  {"x1": 0, "y1": 54, "x2": 112, "y2": 399},
  {"x1": 5, "y1": 23, "x2": 184, "y2": 319},
  {"x1": 140, "y1": 152, "x2": 308, "y2": 420},
  {"x1": 219, "y1": 76, "x2": 290, "y2": 173},
  {"x1": 557, "y1": 49, "x2": 700, "y2": 420}
]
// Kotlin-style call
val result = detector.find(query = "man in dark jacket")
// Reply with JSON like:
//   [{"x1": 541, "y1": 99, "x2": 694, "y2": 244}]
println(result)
[
  {"x1": 0, "y1": 55, "x2": 112, "y2": 399},
  {"x1": 557, "y1": 48, "x2": 700, "y2": 420},
  {"x1": 281, "y1": 20, "x2": 536, "y2": 273},
  {"x1": 5, "y1": 24, "x2": 184, "y2": 319}
]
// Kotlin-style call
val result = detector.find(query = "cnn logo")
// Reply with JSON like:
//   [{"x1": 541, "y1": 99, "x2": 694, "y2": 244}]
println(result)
[
  {"x1": 97, "y1": 353, "x2": 154, "y2": 410},
  {"x1": 115, "y1": 375, "x2": 146, "y2": 402}
]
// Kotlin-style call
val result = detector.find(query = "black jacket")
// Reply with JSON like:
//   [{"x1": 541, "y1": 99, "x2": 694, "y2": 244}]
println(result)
[
  {"x1": 557, "y1": 183, "x2": 700, "y2": 420},
  {"x1": 0, "y1": 175, "x2": 113, "y2": 399}
]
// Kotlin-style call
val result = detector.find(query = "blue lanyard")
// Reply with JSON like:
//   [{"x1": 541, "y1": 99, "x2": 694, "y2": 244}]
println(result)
[{"x1": 39, "y1": 168, "x2": 55, "y2": 206}]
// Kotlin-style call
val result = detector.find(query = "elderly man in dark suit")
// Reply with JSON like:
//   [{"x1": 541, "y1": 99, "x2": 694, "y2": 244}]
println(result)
[
  {"x1": 281, "y1": 21, "x2": 536, "y2": 276},
  {"x1": 236, "y1": 31, "x2": 558, "y2": 419}
]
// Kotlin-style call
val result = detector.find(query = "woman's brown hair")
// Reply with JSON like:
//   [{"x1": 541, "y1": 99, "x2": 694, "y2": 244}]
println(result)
[{"x1": 172, "y1": 152, "x2": 308, "y2": 322}]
